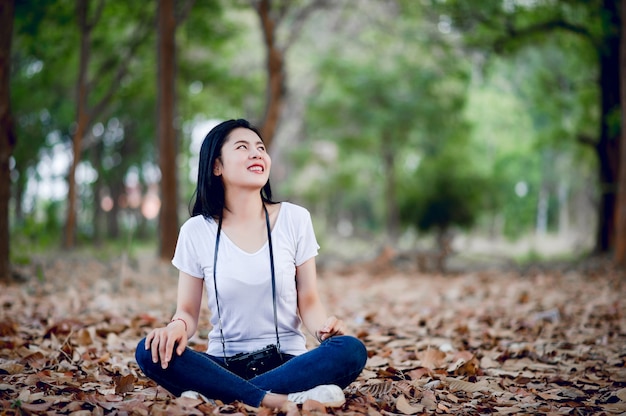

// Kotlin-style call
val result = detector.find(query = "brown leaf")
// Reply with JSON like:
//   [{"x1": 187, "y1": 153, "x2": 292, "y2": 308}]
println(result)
[
  {"x1": 0, "y1": 320, "x2": 17, "y2": 336},
  {"x1": 44, "y1": 319, "x2": 83, "y2": 337},
  {"x1": 418, "y1": 349, "x2": 446, "y2": 370},
  {"x1": 0, "y1": 361, "x2": 25, "y2": 374},
  {"x1": 445, "y1": 377, "x2": 492, "y2": 393},
  {"x1": 302, "y1": 399, "x2": 328, "y2": 413},
  {"x1": 75, "y1": 328, "x2": 93, "y2": 346},
  {"x1": 420, "y1": 390, "x2": 437, "y2": 411},
  {"x1": 114, "y1": 374, "x2": 135, "y2": 395},
  {"x1": 448, "y1": 351, "x2": 480, "y2": 376},
  {"x1": 395, "y1": 395, "x2": 424, "y2": 415}
]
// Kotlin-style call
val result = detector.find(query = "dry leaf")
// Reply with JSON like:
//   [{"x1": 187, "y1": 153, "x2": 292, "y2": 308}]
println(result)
[
  {"x1": 418, "y1": 349, "x2": 446, "y2": 369},
  {"x1": 445, "y1": 377, "x2": 492, "y2": 393},
  {"x1": 420, "y1": 390, "x2": 437, "y2": 411},
  {"x1": 395, "y1": 395, "x2": 424, "y2": 415},
  {"x1": 2, "y1": 254, "x2": 624, "y2": 415},
  {"x1": 114, "y1": 374, "x2": 135, "y2": 394}
]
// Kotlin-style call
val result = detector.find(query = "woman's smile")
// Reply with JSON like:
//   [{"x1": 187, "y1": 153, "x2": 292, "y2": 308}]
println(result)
[{"x1": 248, "y1": 163, "x2": 265, "y2": 173}]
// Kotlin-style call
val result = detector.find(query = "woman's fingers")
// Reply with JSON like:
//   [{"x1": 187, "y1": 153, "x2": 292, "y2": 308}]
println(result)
[
  {"x1": 176, "y1": 336, "x2": 188, "y2": 356},
  {"x1": 318, "y1": 316, "x2": 345, "y2": 340},
  {"x1": 158, "y1": 331, "x2": 171, "y2": 369},
  {"x1": 145, "y1": 327, "x2": 185, "y2": 369}
]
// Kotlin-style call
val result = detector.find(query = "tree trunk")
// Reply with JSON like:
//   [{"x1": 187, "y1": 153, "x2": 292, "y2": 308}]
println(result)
[
  {"x1": 157, "y1": 0, "x2": 179, "y2": 261},
  {"x1": 615, "y1": 0, "x2": 626, "y2": 265},
  {"x1": 382, "y1": 132, "x2": 399, "y2": 242},
  {"x1": 64, "y1": 0, "x2": 92, "y2": 249},
  {"x1": 536, "y1": 185, "x2": 549, "y2": 235},
  {"x1": 91, "y1": 141, "x2": 104, "y2": 245},
  {"x1": 0, "y1": 0, "x2": 16, "y2": 281},
  {"x1": 594, "y1": 0, "x2": 621, "y2": 254},
  {"x1": 255, "y1": 0, "x2": 285, "y2": 148},
  {"x1": 107, "y1": 180, "x2": 122, "y2": 239}
]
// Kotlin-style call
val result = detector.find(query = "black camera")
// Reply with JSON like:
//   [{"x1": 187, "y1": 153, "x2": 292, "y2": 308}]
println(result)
[{"x1": 225, "y1": 344, "x2": 283, "y2": 379}]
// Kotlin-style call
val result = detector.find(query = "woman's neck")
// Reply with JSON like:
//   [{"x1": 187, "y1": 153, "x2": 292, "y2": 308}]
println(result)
[{"x1": 222, "y1": 191, "x2": 265, "y2": 222}]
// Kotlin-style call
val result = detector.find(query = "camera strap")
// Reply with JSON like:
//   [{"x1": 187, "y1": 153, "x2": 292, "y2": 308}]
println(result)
[{"x1": 213, "y1": 204, "x2": 281, "y2": 362}]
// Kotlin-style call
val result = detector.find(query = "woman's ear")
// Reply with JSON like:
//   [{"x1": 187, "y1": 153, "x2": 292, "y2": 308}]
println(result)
[{"x1": 213, "y1": 159, "x2": 222, "y2": 176}]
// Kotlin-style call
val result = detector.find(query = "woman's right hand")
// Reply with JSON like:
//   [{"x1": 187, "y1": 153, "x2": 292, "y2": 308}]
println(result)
[{"x1": 144, "y1": 320, "x2": 188, "y2": 369}]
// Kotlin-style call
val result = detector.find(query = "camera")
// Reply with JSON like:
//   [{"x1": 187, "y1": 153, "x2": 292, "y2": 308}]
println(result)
[{"x1": 226, "y1": 344, "x2": 283, "y2": 379}]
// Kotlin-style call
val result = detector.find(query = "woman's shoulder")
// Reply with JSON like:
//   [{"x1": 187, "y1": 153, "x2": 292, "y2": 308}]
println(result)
[
  {"x1": 180, "y1": 214, "x2": 215, "y2": 232},
  {"x1": 279, "y1": 201, "x2": 312, "y2": 219}
]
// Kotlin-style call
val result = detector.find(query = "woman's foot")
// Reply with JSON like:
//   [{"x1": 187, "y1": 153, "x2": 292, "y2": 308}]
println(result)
[
  {"x1": 287, "y1": 384, "x2": 345, "y2": 407},
  {"x1": 180, "y1": 390, "x2": 215, "y2": 404}
]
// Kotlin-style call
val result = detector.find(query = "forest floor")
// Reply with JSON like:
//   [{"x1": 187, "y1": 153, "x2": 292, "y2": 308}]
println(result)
[{"x1": 0, "y1": 248, "x2": 625, "y2": 415}]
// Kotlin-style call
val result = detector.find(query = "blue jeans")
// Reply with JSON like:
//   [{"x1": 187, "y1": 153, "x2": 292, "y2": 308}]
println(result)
[{"x1": 135, "y1": 335, "x2": 367, "y2": 407}]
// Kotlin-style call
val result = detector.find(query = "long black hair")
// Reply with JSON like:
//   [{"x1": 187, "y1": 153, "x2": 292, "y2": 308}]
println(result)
[{"x1": 190, "y1": 119, "x2": 274, "y2": 219}]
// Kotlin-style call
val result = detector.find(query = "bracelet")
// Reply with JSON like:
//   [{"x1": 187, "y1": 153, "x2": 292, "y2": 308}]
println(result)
[{"x1": 169, "y1": 318, "x2": 188, "y2": 332}]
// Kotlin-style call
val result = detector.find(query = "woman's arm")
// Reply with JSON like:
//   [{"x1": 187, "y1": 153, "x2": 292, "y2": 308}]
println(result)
[
  {"x1": 145, "y1": 271, "x2": 204, "y2": 368},
  {"x1": 296, "y1": 258, "x2": 345, "y2": 342}
]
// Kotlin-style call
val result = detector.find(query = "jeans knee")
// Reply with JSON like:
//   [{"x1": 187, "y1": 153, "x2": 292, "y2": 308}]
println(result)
[
  {"x1": 329, "y1": 335, "x2": 367, "y2": 370},
  {"x1": 135, "y1": 338, "x2": 151, "y2": 371},
  {"x1": 347, "y1": 336, "x2": 368, "y2": 368}
]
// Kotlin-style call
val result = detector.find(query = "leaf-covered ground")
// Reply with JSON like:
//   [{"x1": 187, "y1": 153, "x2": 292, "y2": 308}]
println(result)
[{"x1": 1, "y1": 252, "x2": 625, "y2": 415}]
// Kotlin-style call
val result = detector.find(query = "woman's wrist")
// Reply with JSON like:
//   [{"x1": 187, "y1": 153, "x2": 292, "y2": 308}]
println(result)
[{"x1": 169, "y1": 317, "x2": 188, "y2": 333}]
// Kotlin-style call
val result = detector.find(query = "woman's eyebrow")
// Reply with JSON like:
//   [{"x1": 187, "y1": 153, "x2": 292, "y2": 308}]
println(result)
[{"x1": 232, "y1": 139, "x2": 264, "y2": 146}]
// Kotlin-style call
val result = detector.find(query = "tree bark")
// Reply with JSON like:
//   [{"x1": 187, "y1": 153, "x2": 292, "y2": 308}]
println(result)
[
  {"x1": 615, "y1": 0, "x2": 626, "y2": 265},
  {"x1": 594, "y1": 0, "x2": 621, "y2": 254},
  {"x1": 382, "y1": 132, "x2": 399, "y2": 242},
  {"x1": 64, "y1": 0, "x2": 94, "y2": 249},
  {"x1": 0, "y1": 0, "x2": 16, "y2": 281},
  {"x1": 63, "y1": 1, "x2": 152, "y2": 248},
  {"x1": 157, "y1": 0, "x2": 179, "y2": 260},
  {"x1": 256, "y1": 0, "x2": 285, "y2": 148}
]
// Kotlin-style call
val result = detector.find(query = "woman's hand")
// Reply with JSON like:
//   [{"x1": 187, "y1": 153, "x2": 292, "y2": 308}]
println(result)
[
  {"x1": 316, "y1": 316, "x2": 345, "y2": 342},
  {"x1": 145, "y1": 320, "x2": 188, "y2": 369}
]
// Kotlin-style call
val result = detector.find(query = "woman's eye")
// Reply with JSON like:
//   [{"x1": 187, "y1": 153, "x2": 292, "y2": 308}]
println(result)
[{"x1": 237, "y1": 144, "x2": 247, "y2": 149}]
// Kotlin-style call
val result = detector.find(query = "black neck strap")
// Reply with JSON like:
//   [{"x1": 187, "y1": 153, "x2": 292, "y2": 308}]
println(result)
[{"x1": 212, "y1": 204, "x2": 280, "y2": 360}]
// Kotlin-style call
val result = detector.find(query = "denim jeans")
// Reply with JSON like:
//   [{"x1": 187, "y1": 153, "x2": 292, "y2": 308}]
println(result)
[{"x1": 135, "y1": 335, "x2": 367, "y2": 407}]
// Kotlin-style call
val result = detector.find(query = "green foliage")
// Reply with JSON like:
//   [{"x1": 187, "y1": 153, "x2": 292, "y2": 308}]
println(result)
[
  {"x1": 398, "y1": 147, "x2": 490, "y2": 233},
  {"x1": 7, "y1": 0, "x2": 605, "y2": 255}
]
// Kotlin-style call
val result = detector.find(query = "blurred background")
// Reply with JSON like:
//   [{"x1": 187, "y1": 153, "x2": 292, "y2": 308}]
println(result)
[{"x1": 2, "y1": 0, "x2": 623, "y2": 277}]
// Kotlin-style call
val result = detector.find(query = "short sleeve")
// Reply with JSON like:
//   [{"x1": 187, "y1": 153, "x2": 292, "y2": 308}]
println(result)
[
  {"x1": 294, "y1": 206, "x2": 319, "y2": 266},
  {"x1": 172, "y1": 217, "x2": 205, "y2": 278}
]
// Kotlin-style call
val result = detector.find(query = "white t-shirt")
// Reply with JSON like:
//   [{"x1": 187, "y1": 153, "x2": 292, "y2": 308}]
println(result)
[{"x1": 172, "y1": 202, "x2": 319, "y2": 356}]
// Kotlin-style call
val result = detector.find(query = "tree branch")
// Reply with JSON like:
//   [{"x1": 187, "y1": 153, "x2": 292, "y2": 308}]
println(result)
[
  {"x1": 91, "y1": 16, "x2": 153, "y2": 120},
  {"x1": 283, "y1": 0, "x2": 331, "y2": 51},
  {"x1": 493, "y1": 18, "x2": 596, "y2": 52},
  {"x1": 577, "y1": 133, "x2": 598, "y2": 148},
  {"x1": 175, "y1": 0, "x2": 196, "y2": 27},
  {"x1": 85, "y1": 0, "x2": 105, "y2": 32}
]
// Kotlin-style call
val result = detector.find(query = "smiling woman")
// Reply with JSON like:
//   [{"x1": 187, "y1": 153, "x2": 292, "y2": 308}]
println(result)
[{"x1": 134, "y1": 118, "x2": 367, "y2": 410}]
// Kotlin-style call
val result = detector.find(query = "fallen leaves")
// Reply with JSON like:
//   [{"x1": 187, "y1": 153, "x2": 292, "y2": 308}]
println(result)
[{"x1": 1, "y1": 253, "x2": 625, "y2": 415}]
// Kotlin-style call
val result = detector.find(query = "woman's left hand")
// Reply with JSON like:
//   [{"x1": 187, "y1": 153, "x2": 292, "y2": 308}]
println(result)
[{"x1": 316, "y1": 316, "x2": 345, "y2": 342}]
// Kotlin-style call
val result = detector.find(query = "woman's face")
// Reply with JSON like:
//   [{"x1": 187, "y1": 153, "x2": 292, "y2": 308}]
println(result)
[{"x1": 213, "y1": 127, "x2": 271, "y2": 191}]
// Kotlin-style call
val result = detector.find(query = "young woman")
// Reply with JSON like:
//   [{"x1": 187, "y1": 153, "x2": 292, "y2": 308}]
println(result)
[{"x1": 135, "y1": 119, "x2": 367, "y2": 409}]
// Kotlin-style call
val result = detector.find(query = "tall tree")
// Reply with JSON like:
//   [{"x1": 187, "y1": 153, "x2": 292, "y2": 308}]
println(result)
[
  {"x1": 0, "y1": 0, "x2": 16, "y2": 281},
  {"x1": 157, "y1": 0, "x2": 195, "y2": 260},
  {"x1": 251, "y1": 0, "x2": 328, "y2": 147},
  {"x1": 64, "y1": 0, "x2": 152, "y2": 248},
  {"x1": 436, "y1": 0, "x2": 621, "y2": 254},
  {"x1": 615, "y1": 0, "x2": 626, "y2": 265},
  {"x1": 157, "y1": 0, "x2": 177, "y2": 260}
]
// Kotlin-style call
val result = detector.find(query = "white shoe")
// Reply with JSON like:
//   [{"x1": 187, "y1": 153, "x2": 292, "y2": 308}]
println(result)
[
  {"x1": 180, "y1": 390, "x2": 212, "y2": 403},
  {"x1": 287, "y1": 384, "x2": 345, "y2": 407}
]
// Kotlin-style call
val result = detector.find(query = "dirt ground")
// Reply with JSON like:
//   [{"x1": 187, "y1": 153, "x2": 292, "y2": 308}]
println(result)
[{"x1": 0, "y1": 249, "x2": 625, "y2": 415}]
